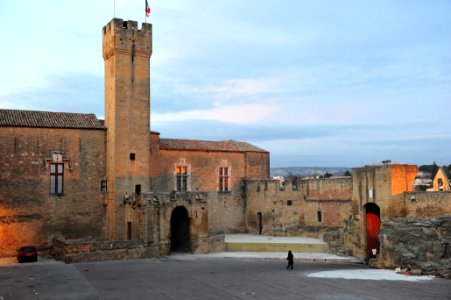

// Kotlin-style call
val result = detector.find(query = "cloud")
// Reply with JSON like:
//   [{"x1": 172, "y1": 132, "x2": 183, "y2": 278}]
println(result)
[
  {"x1": 154, "y1": 102, "x2": 282, "y2": 124},
  {"x1": 0, "y1": 73, "x2": 104, "y2": 116}
]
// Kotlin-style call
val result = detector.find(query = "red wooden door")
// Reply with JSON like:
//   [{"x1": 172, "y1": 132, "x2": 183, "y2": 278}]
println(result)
[{"x1": 366, "y1": 212, "x2": 380, "y2": 258}]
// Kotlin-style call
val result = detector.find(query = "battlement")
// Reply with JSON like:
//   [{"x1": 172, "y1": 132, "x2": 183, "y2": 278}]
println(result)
[{"x1": 102, "y1": 18, "x2": 152, "y2": 60}]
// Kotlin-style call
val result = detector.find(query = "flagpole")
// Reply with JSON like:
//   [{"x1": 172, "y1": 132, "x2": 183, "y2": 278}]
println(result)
[{"x1": 114, "y1": 0, "x2": 116, "y2": 18}]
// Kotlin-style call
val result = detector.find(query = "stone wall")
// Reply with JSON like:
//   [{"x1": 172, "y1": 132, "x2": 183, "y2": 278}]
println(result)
[
  {"x1": 149, "y1": 145, "x2": 269, "y2": 234},
  {"x1": 376, "y1": 216, "x2": 451, "y2": 278},
  {"x1": 245, "y1": 178, "x2": 353, "y2": 254},
  {"x1": 121, "y1": 191, "x2": 224, "y2": 255},
  {"x1": 51, "y1": 238, "x2": 157, "y2": 263},
  {"x1": 150, "y1": 148, "x2": 266, "y2": 192},
  {"x1": 245, "y1": 152, "x2": 270, "y2": 180},
  {"x1": 0, "y1": 127, "x2": 107, "y2": 257},
  {"x1": 348, "y1": 164, "x2": 418, "y2": 260},
  {"x1": 403, "y1": 192, "x2": 451, "y2": 217}
]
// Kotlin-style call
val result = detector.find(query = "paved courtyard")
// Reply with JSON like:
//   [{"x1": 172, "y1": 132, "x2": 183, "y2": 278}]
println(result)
[{"x1": 0, "y1": 255, "x2": 449, "y2": 300}]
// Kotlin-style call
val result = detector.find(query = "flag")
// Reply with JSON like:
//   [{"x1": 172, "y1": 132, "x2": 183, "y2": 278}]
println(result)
[{"x1": 145, "y1": 0, "x2": 151, "y2": 17}]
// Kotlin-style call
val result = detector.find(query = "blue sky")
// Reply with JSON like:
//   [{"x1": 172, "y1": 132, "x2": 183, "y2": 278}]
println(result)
[{"x1": 0, "y1": 1, "x2": 450, "y2": 168}]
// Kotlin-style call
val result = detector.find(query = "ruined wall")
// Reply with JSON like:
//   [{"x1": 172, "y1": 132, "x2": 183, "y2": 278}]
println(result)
[
  {"x1": 376, "y1": 216, "x2": 451, "y2": 279},
  {"x1": 0, "y1": 127, "x2": 107, "y2": 256},
  {"x1": 390, "y1": 191, "x2": 451, "y2": 218},
  {"x1": 245, "y1": 178, "x2": 352, "y2": 254}
]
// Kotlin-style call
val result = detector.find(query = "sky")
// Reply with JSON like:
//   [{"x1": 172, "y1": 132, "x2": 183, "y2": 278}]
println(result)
[{"x1": 0, "y1": 1, "x2": 450, "y2": 168}]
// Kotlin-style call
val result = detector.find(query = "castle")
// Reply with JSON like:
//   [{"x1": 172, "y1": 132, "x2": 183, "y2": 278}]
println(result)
[{"x1": 0, "y1": 19, "x2": 450, "y2": 278}]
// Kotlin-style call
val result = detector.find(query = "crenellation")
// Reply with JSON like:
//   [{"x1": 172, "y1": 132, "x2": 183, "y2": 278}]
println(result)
[{"x1": 103, "y1": 18, "x2": 152, "y2": 60}]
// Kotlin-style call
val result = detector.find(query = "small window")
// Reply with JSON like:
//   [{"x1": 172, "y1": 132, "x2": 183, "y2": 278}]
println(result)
[
  {"x1": 135, "y1": 184, "x2": 141, "y2": 195},
  {"x1": 317, "y1": 210, "x2": 323, "y2": 223},
  {"x1": 50, "y1": 163, "x2": 64, "y2": 195},
  {"x1": 101, "y1": 180, "x2": 108, "y2": 193},
  {"x1": 287, "y1": 200, "x2": 293, "y2": 206},
  {"x1": 130, "y1": 153, "x2": 136, "y2": 160}
]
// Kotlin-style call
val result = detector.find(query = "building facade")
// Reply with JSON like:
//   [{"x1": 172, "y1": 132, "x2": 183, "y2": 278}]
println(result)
[{"x1": 0, "y1": 19, "x2": 269, "y2": 258}]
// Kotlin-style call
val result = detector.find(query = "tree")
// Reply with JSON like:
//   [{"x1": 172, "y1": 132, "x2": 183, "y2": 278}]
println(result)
[
  {"x1": 344, "y1": 170, "x2": 352, "y2": 177},
  {"x1": 320, "y1": 172, "x2": 333, "y2": 178}
]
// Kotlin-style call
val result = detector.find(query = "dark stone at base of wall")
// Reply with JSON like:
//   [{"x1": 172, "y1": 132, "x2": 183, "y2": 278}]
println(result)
[{"x1": 376, "y1": 216, "x2": 451, "y2": 279}]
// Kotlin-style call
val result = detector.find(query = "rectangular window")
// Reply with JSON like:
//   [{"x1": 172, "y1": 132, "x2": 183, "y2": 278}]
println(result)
[
  {"x1": 50, "y1": 163, "x2": 64, "y2": 195},
  {"x1": 176, "y1": 166, "x2": 188, "y2": 191},
  {"x1": 135, "y1": 184, "x2": 141, "y2": 195},
  {"x1": 101, "y1": 180, "x2": 107, "y2": 193},
  {"x1": 219, "y1": 166, "x2": 230, "y2": 192}
]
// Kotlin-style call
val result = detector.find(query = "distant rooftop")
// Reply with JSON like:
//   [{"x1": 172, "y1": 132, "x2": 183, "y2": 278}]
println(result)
[
  {"x1": 0, "y1": 109, "x2": 105, "y2": 129},
  {"x1": 160, "y1": 138, "x2": 267, "y2": 153}
]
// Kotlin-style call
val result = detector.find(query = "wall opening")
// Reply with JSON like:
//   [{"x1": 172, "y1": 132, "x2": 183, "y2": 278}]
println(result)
[
  {"x1": 170, "y1": 206, "x2": 190, "y2": 253},
  {"x1": 257, "y1": 212, "x2": 263, "y2": 235},
  {"x1": 316, "y1": 210, "x2": 322, "y2": 223},
  {"x1": 127, "y1": 222, "x2": 132, "y2": 240},
  {"x1": 135, "y1": 184, "x2": 141, "y2": 195},
  {"x1": 365, "y1": 203, "x2": 381, "y2": 259}
]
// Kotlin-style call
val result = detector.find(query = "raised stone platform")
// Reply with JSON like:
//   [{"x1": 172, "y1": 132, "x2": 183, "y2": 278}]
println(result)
[{"x1": 225, "y1": 234, "x2": 329, "y2": 253}]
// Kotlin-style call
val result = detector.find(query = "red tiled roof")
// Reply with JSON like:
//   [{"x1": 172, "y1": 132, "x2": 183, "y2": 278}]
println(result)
[
  {"x1": 0, "y1": 109, "x2": 105, "y2": 129},
  {"x1": 160, "y1": 138, "x2": 268, "y2": 153}
]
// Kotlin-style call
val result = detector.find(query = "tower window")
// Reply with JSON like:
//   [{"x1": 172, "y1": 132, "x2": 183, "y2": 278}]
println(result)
[
  {"x1": 135, "y1": 184, "x2": 141, "y2": 195},
  {"x1": 130, "y1": 153, "x2": 136, "y2": 160},
  {"x1": 287, "y1": 200, "x2": 293, "y2": 206}
]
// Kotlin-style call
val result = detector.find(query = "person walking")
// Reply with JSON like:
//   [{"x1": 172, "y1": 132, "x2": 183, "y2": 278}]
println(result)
[{"x1": 286, "y1": 250, "x2": 294, "y2": 269}]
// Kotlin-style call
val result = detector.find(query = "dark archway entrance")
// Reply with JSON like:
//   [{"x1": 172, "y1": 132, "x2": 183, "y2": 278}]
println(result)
[
  {"x1": 170, "y1": 206, "x2": 190, "y2": 252},
  {"x1": 365, "y1": 203, "x2": 381, "y2": 259}
]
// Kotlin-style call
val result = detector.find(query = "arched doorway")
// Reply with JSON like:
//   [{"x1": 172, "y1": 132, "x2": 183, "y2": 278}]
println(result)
[
  {"x1": 365, "y1": 203, "x2": 381, "y2": 259},
  {"x1": 170, "y1": 206, "x2": 190, "y2": 252}
]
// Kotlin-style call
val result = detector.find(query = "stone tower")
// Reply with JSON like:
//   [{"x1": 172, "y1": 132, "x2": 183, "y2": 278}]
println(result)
[{"x1": 102, "y1": 19, "x2": 152, "y2": 239}]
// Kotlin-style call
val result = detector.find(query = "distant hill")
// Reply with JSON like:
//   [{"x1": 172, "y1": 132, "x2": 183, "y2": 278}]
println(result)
[{"x1": 270, "y1": 166, "x2": 351, "y2": 178}]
